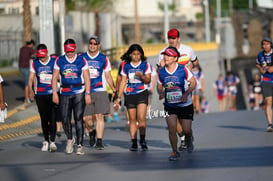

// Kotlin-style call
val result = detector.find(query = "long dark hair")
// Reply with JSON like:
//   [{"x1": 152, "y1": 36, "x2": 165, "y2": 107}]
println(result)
[{"x1": 120, "y1": 43, "x2": 146, "y2": 63}]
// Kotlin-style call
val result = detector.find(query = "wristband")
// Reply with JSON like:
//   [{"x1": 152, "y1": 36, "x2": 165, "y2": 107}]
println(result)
[{"x1": 85, "y1": 92, "x2": 90, "y2": 95}]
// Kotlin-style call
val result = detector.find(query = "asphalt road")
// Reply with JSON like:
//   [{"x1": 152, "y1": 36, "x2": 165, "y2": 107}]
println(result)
[
  {"x1": 0, "y1": 109, "x2": 273, "y2": 181},
  {"x1": 1, "y1": 73, "x2": 26, "y2": 110}
]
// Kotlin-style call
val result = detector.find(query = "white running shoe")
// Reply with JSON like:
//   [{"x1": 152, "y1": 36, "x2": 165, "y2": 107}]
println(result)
[
  {"x1": 76, "y1": 145, "x2": 85, "y2": 155},
  {"x1": 266, "y1": 125, "x2": 273, "y2": 132},
  {"x1": 66, "y1": 138, "x2": 75, "y2": 154},
  {"x1": 41, "y1": 141, "x2": 49, "y2": 152},
  {"x1": 49, "y1": 142, "x2": 57, "y2": 152}
]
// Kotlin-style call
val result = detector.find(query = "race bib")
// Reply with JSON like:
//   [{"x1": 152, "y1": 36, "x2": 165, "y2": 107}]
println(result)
[
  {"x1": 128, "y1": 72, "x2": 141, "y2": 83},
  {"x1": 228, "y1": 86, "x2": 236, "y2": 92},
  {"x1": 89, "y1": 68, "x2": 99, "y2": 79},
  {"x1": 254, "y1": 87, "x2": 261, "y2": 93},
  {"x1": 40, "y1": 74, "x2": 52, "y2": 84},
  {"x1": 166, "y1": 91, "x2": 182, "y2": 103}
]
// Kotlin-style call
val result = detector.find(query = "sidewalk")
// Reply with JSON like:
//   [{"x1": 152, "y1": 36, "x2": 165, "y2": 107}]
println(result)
[
  {"x1": 0, "y1": 102, "x2": 41, "y2": 142},
  {"x1": 0, "y1": 66, "x2": 20, "y2": 77},
  {"x1": 0, "y1": 66, "x2": 40, "y2": 141}
]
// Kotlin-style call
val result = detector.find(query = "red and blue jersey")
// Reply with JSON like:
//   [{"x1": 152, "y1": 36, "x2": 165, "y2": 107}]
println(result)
[
  {"x1": 54, "y1": 54, "x2": 88, "y2": 95},
  {"x1": 30, "y1": 57, "x2": 56, "y2": 95},
  {"x1": 256, "y1": 50, "x2": 273, "y2": 83},
  {"x1": 213, "y1": 79, "x2": 227, "y2": 96},
  {"x1": 158, "y1": 64, "x2": 193, "y2": 108},
  {"x1": 80, "y1": 51, "x2": 111, "y2": 93},
  {"x1": 121, "y1": 61, "x2": 151, "y2": 95}
]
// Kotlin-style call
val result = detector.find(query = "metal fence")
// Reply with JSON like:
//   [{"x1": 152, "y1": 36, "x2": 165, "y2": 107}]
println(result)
[{"x1": 0, "y1": 30, "x2": 40, "y2": 64}]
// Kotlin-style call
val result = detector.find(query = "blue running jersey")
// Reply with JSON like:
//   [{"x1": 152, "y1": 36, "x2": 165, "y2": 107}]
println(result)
[
  {"x1": 80, "y1": 52, "x2": 111, "y2": 93},
  {"x1": 30, "y1": 57, "x2": 56, "y2": 95},
  {"x1": 54, "y1": 54, "x2": 88, "y2": 95},
  {"x1": 158, "y1": 64, "x2": 193, "y2": 108},
  {"x1": 121, "y1": 61, "x2": 151, "y2": 95}
]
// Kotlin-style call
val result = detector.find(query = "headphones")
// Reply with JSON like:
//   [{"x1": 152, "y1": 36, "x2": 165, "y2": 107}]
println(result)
[{"x1": 261, "y1": 37, "x2": 273, "y2": 49}]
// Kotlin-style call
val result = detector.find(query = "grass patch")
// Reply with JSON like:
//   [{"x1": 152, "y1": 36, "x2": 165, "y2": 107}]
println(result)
[{"x1": 0, "y1": 59, "x2": 13, "y2": 68}]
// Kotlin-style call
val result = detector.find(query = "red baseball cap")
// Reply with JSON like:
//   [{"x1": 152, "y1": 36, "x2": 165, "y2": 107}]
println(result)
[{"x1": 168, "y1": 29, "x2": 180, "y2": 39}]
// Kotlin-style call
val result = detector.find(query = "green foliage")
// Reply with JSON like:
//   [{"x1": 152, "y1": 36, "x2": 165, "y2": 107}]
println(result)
[
  {"x1": 209, "y1": 0, "x2": 257, "y2": 17},
  {"x1": 196, "y1": 12, "x2": 203, "y2": 20},
  {"x1": 65, "y1": 0, "x2": 76, "y2": 11},
  {"x1": 0, "y1": 59, "x2": 13, "y2": 68},
  {"x1": 157, "y1": 1, "x2": 176, "y2": 12},
  {"x1": 65, "y1": 0, "x2": 113, "y2": 12}
]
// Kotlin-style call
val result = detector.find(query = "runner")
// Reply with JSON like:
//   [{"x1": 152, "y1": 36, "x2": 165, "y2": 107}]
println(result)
[
  {"x1": 225, "y1": 71, "x2": 240, "y2": 111},
  {"x1": 191, "y1": 64, "x2": 205, "y2": 114},
  {"x1": 157, "y1": 28, "x2": 199, "y2": 151},
  {"x1": 28, "y1": 44, "x2": 57, "y2": 152},
  {"x1": 52, "y1": 38, "x2": 91, "y2": 155},
  {"x1": 81, "y1": 36, "x2": 116, "y2": 149},
  {"x1": 213, "y1": 74, "x2": 227, "y2": 112},
  {"x1": 256, "y1": 36, "x2": 273, "y2": 132},
  {"x1": 114, "y1": 43, "x2": 151, "y2": 151},
  {"x1": 157, "y1": 46, "x2": 196, "y2": 161}
]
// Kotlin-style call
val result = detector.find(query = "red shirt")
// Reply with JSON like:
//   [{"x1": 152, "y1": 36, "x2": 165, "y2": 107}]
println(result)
[{"x1": 19, "y1": 46, "x2": 35, "y2": 68}]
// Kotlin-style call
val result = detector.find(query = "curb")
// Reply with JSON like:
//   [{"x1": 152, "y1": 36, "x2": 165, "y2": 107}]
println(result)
[
  {"x1": 0, "y1": 69, "x2": 21, "y2": 77},
  {"x1": 0, "y1": 104, "x2": 41, "y2": 142}
]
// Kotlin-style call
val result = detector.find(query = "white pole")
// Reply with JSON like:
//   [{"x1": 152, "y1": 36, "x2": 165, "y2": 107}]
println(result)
[
  {"x1": 249, "y1": 0, "x2": 253, "y2": 13},
  {"x1": 164, "y1": 0, "x2": 169, "y2": 43},
  {"x1": 216, "y1": 0, "x2": 221, "y2": 44},
  {"x1": 59, "y1": 0, "x2": 65, "y2": 54},
  {"x1": 204, "y1": 0, "x2": 211, "y2": 42},
  {"x1": 39, "y1": 0, "x2": 55, "y2": 55}
]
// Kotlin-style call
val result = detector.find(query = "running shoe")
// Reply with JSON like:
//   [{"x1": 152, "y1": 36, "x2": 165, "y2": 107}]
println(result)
[
  {"x1": 41, "y1": 141, "x2": 49, "y2": 152},
  {"x1": 168, "y1": 151, "x2": 180, "y2": 161},
  {"x1": 114, "y1": 112, "x2": 120, "y2": 122},
  {"x1": 266, "y1": 125, "x2": 273, "y2": 132},
  {"x1": 140, "y1": 140, "x2": 148, "y2": 151},
  {"x1": 49, "y1": 142, "x2": 57, "y2": 152},
  {"x1": 89, "y1": 130, "x2": 96, "y2": 147},
  {"x1": 65, "y1": 137, "x2": 75, "y2": 154},
  {"x1": 107, "y1": 117, "x2": 113, "y2": 123},
  {"x1": 24, "y1": 98, "x2": 31, "y2": 104},
  {"x1": 95, "y1": 139, "x2": 104, "y2": 150},
  {"x1": 178, "y1": 140, "x2": 187, "y2": 151},
  {"x1": 76, "y1": 145, "x2": 85, "y2": 155},
  {"x1": 130, "y1": 142, "x2": 138, "y2": 151},
  {"x1": 186, "y1": 137, "x2": 194, "y2": 153}
]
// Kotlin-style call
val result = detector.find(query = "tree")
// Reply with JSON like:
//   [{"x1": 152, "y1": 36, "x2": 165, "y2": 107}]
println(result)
[
  {"x1": 157, "y1": 1, "x2": 176, "y2": 16},
  {"x1": 209, "y1": 0, "x2": 257, "y2": 17},
  {"x1": 23, "y1": 0, "x2": 32, "y2": 43},
  {"x1": 65, "y1": 0, "x2": 113, "y2": 37}
]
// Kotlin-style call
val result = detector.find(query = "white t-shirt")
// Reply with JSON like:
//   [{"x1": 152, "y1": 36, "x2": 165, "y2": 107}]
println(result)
[{"x1": 0, "y1": 75, "x2": 3, "y2": 83}]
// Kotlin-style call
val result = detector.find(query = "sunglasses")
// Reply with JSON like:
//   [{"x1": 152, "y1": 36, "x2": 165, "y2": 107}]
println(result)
[{"x1": 89, "y1": 42, "x2": 98, "y2": 45}]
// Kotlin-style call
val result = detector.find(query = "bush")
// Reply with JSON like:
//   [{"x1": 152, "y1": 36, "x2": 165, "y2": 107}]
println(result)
[{"x1": 0, "y1": 59, "x2": 13, "y2": 68}]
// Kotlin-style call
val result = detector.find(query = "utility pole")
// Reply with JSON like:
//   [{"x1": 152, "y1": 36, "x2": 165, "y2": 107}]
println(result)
[
  {"x1": 229, "y1": 0, "x2": 233, "y2": 15},
  {"x1": 204, "y1": 0, "x2": 211, "y2": 42},
  {"x1": 39, "y1": 0, "x2": 55, "y2": 55},
  {"x1": 134, "y1": 0, "x2": 140, "y2": 43},
  {"x1": 59, "y1": 0, "x2": 65, "y2": 54},
  {"x1": 249, "y1": 0, "x2": 253, "y2": 13},
  {"x1": 164, "y1": 0, "x2": 169, "y2": 43},
  {"x1": 216, "y1": 0, "x2": 224, "y2": 74},
  {"x1": 216, "y1": 0, "x2": 221, "y2": 44}
]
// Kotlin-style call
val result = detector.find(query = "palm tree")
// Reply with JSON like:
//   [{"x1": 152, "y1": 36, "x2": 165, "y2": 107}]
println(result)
[
  {"x1": 23, "y1": 0, "x2": 32, "y2": 43},
  {"x1": 85, "y1": 0, "x2": 113, "y2": 37},
  {"x1": 66, "y1": 0, "x2": 113, "y2": 37}
]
